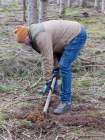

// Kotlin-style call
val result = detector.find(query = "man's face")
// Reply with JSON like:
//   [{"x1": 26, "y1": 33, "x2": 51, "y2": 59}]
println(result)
[{"x1": 24, "y1": 36, "x2": 31, "y2": 46}]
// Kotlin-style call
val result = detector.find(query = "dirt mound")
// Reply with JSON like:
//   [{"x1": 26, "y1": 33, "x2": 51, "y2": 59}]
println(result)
[
  {"x1": 27, "y1": 110, "x2": 45, "y2": 126},
  {"x1": 26, "y1": 110, "x2": 57, "y2": 132},
  {"x1": 13, "y1": 96, "x2": 58, "y2": 128},
  {"x1": 26, "y1": 96, "x2": 59, "y2": 128}
]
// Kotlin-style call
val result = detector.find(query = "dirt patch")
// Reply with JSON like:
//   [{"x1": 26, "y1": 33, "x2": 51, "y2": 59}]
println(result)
[
  {"x1": 55, "y1": 114, "x2": 105, "y2": 131},
  {"x1": 11, "y1": 107, "x2": 31, "y2": 119},
  {"x1": 13, "y1": 96, "x2": 105, "y2": 132},
  {"x1": 72, "y1": 104, "x2": 98, "y2": 112},
  {"x1": 13, "y1": 96, "x2": 59, "y2": 129}
]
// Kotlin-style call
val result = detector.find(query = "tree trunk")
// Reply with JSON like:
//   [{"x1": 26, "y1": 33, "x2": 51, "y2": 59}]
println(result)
[
  {"x1": 39, "y1": 0, "x2": 48, "y2": 22},
  {"x1": 101, "y1": 0, "x2": 105, "y2": 13},
  {"x1": 0, "y1": 0, "x2": 3, "y2": 6},
  {"x1": 79, "y1": 0, "x2": 83, "y2": 6},
  {"x1": 79, "y1": 0, "x2": 87, "y2": 7},
  {"x1": 57, "y1": 0, "x2": 60, "y2": 5},
  {"x1": 23, "y1": 0, "x2": 27, "y2": 22},
  {"x1": 28, "y1": 0, "x2": 38, "y2": 25},
  {"x1": 94, "y1": 0, "x2": 98, "y2": 8},
  {"x1": 67, "y1": 0, "x2": 71, "y2": 7},
  {"x1": 94, "y1": 0, "x2": 100, "y2": 9},
  {"x1": 59, "y1": 0, "x2": 66, "y2": 16}
]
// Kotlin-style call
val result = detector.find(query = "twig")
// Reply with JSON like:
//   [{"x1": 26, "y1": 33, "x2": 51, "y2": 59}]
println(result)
[
  {"x1": 22, "y1": 132, "x2": 31, "y2": 138},
  {"x1": 2, "y1": 125, "x2": 13, "y2": 140},
  {"x1": 39, "y1": 128, "x2": 43, "y2": 139},
  {"x1": 81, "y1": 64, "x2": 105, "y2": 67},
  {"x1": 0, "y1": 135, "x2": 7, "y2": 140},
  {"x1": 55, "y1": 135, "x2": 65, "y2": 140},
  {"x1": 31, "y1": 77, "x2": 42, "y2": 88},
  {"x1": 78, "y1": 135, "x2": 105, "y2": 138}
]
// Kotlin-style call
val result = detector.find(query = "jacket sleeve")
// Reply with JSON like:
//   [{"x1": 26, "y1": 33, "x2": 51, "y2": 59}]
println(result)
[{"x1": 36, "y1": 32, "x2": 54, "y2": 81}]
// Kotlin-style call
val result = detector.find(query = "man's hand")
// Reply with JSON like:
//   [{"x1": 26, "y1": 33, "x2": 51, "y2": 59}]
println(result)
[
  {"x1": 52, "y1": 67, "x2": 60, "y2": 79},
  {"x1": 42, "y1": 67, "x2": 60, "y2": 95},
  {"x1": 43, "y1": 80, "x2": 52, "y2": 95}
]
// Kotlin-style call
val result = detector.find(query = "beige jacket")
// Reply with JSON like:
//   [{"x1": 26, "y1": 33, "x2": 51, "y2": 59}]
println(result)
[{"x1": 29, "y1": 20, "x2": 81, "y2": 81}]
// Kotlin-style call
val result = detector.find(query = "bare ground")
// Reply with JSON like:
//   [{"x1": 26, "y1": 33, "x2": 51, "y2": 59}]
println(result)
[{"x1": 0, "y1": 0, "x2": 105, "y2": 140}]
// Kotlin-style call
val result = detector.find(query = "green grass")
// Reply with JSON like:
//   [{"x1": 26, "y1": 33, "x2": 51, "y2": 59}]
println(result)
[
  {"x1": 0, "y1": 2, "x2": 18, "y2": 13},
  {"x1": 98, "y1": 80, "x2": 105, "y2": 86},
  {"x1": 79, "y1": 79, "x2": 91, "y2": 87},
  {"x1": 7, "y1": 2, "x2": 18, "y2": 9},
  {"x1": 64, "y1": 7, "x2": 105, "y2": 40},
  {"x1": 15, "y1": 119, "x2": 33, "y2": 128},
  {"x1": 65, "y1": 8, "x2": 81, "y2": 17},
  {"x1": 0, "y1": 85, "x2": 11, "y2": 93}
]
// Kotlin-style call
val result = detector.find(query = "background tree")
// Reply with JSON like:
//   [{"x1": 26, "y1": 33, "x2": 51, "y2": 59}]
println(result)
[
  {"x1": 79, "y1": 0, "x2": 87, "y2": 7},
  {"x1": 67, "y1": 0, "x2": 71, "y2": 7},
  {"x1": 39, "y1": 0, "x2": 48, "y2": 22},
  {"x1": 28, "y1": 0, "x2": 38, "y2": 25},
  {"x1": 59, "y1": 0, "x2": 66, "y2": 16},
  {"x1": 101, "y1": 0, "x2": 105, "y2": 13},
  {"x1": 23, "y1": 0, "x2": 27, "y2": 22},
  {"x1": 94, "y1": 0, "x2": 100, "y2": 10},
  {"x1": 94, "y1": 0, "x2": 98, "y2": 8},
  {"x1": 57, "y1": 0, "x2": 60, "y2": 5}
]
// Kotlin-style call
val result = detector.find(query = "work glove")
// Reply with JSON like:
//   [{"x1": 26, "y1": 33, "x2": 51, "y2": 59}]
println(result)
[
  {"x1": 42, "y1": 67, "x2": 60, "y2": 95},
  {"x1": 42, "y1": 80, "x2": 52, "y2": 95},
  {"x1": 52, "y1": 67, "x2": 60, "y2": 79},
  {"x1": 43, "y1": 79, "x2": 59, "y2": 95}
]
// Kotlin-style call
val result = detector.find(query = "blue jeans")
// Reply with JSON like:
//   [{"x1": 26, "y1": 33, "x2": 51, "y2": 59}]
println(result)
[{"x1": 58, "y1": 27, "x2": 87, "y2": 103}]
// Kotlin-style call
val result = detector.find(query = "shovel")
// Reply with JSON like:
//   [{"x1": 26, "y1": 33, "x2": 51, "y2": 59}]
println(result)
[{"x1": 43, "y1": 77, "x2": 57, "y2": 114}]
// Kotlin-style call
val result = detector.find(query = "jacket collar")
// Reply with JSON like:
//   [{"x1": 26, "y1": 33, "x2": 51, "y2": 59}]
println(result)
[{"x1": 28, "y1": 29, "x2": 40, "y2": 53}]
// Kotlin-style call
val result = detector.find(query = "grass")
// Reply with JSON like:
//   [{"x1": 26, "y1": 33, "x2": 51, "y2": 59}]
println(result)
[
  {"x1": 0, "y1": 108, "x2": 9, "y2": 124},
  {"x1": 98, "y1": 80, "x2": 105, "y2": 86},
  {"x1": 15, "y1": 119, "x2": 33, "y2": 128},
  {"x1": 0, "y1": 2, "x2": 18, "y2": 12},
  {"x1": 65, "y1": 7, "x2": 81, "y2": 16},
  {"x1": 64, "y1": 7, "x2": 105, "y2": 41},
  {"x1": 79, "y1": 79, "x2": 91, "y2": 87},
  {"x1": 0, "y1": 85, "x2": 11, "y2": 93},
  {"x1": 0, "y1": 3, "x2": 105, "y2": 139}
]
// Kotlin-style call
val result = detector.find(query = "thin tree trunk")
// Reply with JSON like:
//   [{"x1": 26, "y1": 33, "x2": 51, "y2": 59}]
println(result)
[
  {"x1": 94, "y1": 0, "x2": 98, "y2": 8},
  {"x1": 79, "y1": 0, "x2": 87, "y2": 7},
  {"x1": 57, "y1": 0, "x2": 60, "y2": 5},
  {"x1": 28, "y1": 0, "x2": 38, "y2": 25},
  {"x1": 23, "y1": 0, "x2": 27, "y2": 22},
  {"x1": 101, "y1": 0, "x2": 105, "y2": 13},
  {"x1": 67, "y1": 0, "x2": 71, "y2": 7},
  {"x1": 59, "y1": 0, "x2": 66, "y2": 16},
  {"x1": 79, "y1": 0, "x2": 83, "y2": 7},
  {"x1": 39, "y1": 0, "x2": 48, "y2": 22}
]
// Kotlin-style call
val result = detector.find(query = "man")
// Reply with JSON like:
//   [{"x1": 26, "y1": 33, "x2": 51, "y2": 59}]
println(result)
[{"x1": 14, "y1": 20, "x2": 87, "y2": 115}]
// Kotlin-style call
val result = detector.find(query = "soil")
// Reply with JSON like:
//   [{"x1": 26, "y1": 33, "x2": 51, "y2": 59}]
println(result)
[
  {"x1": 0, "y1": 0, "x2": 105, "y2": 139},
  {"x1": 13, "y1": 95, "x2": 105, "y2": 133}
]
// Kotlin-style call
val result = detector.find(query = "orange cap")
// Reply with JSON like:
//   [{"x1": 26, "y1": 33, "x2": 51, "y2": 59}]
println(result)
[{"x1": 14, "y1": 25, "x2": 28, "y2": 43}]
